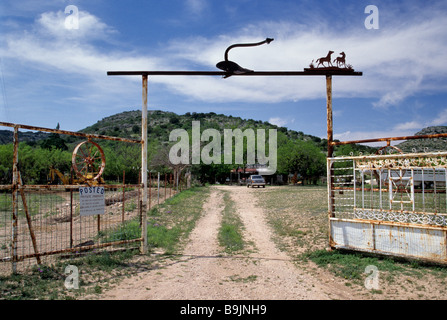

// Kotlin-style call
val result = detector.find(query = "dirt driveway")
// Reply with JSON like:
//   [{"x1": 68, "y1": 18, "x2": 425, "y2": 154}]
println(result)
[{"x1": 97, "y1": 185, "x2": 356, "y2": 300}]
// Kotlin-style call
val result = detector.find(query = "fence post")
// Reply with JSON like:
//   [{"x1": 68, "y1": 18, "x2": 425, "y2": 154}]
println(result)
[
  {"x1": 326, "y1": 75, "x2": 336, "y2": 250},
  {"x1": 326, "y1": 74, "x2": 333, "y2": 158},
  {"x1": 141, "y1": 74, "x2": 148, "y2": 254},
  {"x1": 149, "y1": 172, "x2": 151, "y2": 210},
  {"x1": 11, "y1": 126, "x2": 19, "y2": 273}
]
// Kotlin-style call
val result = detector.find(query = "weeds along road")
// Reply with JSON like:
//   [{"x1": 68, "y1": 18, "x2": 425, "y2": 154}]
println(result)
[{"x1": 96, "y1": 185, "x2": 350, "y2": 300}]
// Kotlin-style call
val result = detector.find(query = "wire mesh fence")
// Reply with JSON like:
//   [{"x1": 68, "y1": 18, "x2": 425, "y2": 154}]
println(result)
[{"x1": 0, "y1": 122, "x2": 186, "y2": 275}]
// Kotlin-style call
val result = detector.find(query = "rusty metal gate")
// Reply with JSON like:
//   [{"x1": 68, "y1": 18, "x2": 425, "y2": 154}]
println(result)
[
  {"x1": 328, "y1": 150, "x2": 447, "y2": 263},
  {"x1": 0, "y1": 122, "x2": 145, "y2": 274}
]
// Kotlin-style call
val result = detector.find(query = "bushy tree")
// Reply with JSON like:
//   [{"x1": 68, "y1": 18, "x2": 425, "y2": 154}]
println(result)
[{"x1": 277, "y1": 132, "x2": 326, "y2": 184}]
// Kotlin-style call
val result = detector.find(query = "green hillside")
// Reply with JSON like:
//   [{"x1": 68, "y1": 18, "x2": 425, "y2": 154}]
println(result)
[
  {"x1": 1, "y1": 109, "x2": 376, "y2": 185},
  {"x1": 80, "y1": 110, "x2": 326, "y2": 147},
  {"x1": 396, "y1": 126, "x2": 447, "y2": 152}
]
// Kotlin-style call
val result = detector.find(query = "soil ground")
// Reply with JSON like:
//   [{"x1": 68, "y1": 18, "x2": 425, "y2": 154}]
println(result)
[{"x1": 96, "y1": 185, "x2": 358, "y2": 300}]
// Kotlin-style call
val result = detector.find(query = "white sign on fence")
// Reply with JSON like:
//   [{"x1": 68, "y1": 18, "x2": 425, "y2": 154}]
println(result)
[{"x1": 79, "y1": 186, "x2": 105, "y2": 216}]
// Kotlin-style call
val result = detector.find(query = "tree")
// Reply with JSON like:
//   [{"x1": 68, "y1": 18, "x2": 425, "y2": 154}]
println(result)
[
  {"x1": 41, "y1": 123, "x2": 68, "y2": 151},
  {"x1": 277, "y1": 134, "x2": 326, "y2": 184}
]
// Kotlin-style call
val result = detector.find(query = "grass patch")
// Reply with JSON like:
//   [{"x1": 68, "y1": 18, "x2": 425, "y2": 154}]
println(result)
[
  {"x1": 256, "y1": 186, "x2": 447, "y2": 298},
  {"x1": 302, "y1": 248, "x2": 447, "y2": 296},
  {"x1": 218, "y1": 191, "x2": 245, "y2": 253},
  {"x1": 99, "y1": 220, "x2": 141, "y2": 243},
  {"x1": 228, "y1": 274, "x2": 258, "y2": 283},
  {"x1": 257, "y1": 186, "x2": 328, "y2": 253},
  {"x1": 0, "y1": 192, "x2": 66, "y2": 220},
  {"x1": 149, "y1": 187, "x2": 209, "y2": 253},
  {"x1": 100, "y1": 186, "x2": 209, "y2": 254},
  {"x1": 303, "y1": 249, "x2": 405, "y2": 282},
  {"x1": 1, "y1": 186, "x2": 210, "y2": 300},
  {"x1": 0, "y1": 250, "x2": 137, "y2": 300}
]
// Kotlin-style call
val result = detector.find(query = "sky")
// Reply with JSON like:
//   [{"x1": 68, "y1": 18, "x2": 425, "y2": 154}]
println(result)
[{"x1": 1, "y1": 0, "x2": 447, "y2": 147}]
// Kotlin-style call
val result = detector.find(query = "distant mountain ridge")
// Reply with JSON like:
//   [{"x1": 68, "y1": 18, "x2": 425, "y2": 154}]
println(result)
[
  {"x1": 2, "y1": 110, "x2": 446, "y2": 154},
  {"x1": 0, "y1": 109, "x2": 326, "y2": 148},
  {"x1": 0, "y1": 130, "x2": 49, "y2": 145},
  {"x1": 79, "y1": 110, "x2": 326, "y2": 146},
  {"x1": 396, "y1": 126, "x2": 447, "y2": 152}
]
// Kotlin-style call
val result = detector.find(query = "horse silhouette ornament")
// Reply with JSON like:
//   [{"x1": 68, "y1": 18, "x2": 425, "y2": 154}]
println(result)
[
  {"x1": 316, "y1": 50, "x2": 334, "y2": 68},
  {"x1": 333, "y1": 52, "x2": 346, "y2": 68},
  {"x1": 308, "y1": 51, "x2": 353, "y2": 71}
]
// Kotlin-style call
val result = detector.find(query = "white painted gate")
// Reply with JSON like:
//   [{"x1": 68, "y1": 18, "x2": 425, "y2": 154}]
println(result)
[{"x1": 328, "y1": 151, "x2": 447, "y2": 263}]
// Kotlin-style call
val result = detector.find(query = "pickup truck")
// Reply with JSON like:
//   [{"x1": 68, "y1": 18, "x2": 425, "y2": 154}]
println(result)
[{"x1": 247, "y1": 175, "x2": 266, "y2": 188}]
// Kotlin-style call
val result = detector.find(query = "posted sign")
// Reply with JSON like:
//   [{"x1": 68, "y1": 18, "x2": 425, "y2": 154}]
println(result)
[{"x1": 79, "y1": 186, "x2": 105, "y2": 216}]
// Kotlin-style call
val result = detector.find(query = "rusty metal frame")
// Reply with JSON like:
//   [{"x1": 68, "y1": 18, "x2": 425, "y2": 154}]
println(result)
[
  {"x1": 0, "y1": 122, "x2": 145, "y2": 273},
  {"x1": 107, "y1": 70, "x2": 362, "y2": 76},
  {"x1": 107, "y1": 69, "x2": 362, "y2": 158},
  {"x1": 107, "y1": 68, "x2": 365, "y2": 266},
  {"x1": 332, "y1": 132, "x2": 447, "y2": 148},
  {"x1": 107, "y1": 69, "x2": 363, "y2": 258},
  {"x1": 0, "y1": 122, "x2": 143, "y2": 144},
  {"x1": 107, "y1": 67, "x2": 447, "y2": 264},
  {"x1": 328, "y1": 151, "x2": 447, "y2": 264}
]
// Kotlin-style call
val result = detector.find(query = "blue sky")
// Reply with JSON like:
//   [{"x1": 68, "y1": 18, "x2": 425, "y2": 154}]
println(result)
[{"x1": 1, "y1": 0, "x2": 447, "y2": 146}]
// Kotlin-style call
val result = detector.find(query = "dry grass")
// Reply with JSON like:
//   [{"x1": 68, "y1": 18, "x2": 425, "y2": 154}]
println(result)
[
  {"x1": 256, "y1": 185, "x2": 447, "y2": 300},
  {"x1": 257, "y1": 186, "x2": 329, "y2": 254}
]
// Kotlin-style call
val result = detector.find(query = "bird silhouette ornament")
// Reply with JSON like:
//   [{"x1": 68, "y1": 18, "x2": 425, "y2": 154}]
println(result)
[{"x1": 216, "y1": 38, "x2": 274, "y2": 78}]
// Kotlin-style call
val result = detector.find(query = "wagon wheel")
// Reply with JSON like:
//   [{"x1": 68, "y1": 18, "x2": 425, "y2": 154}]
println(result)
[{"x1": 72, "y1": 140, "x2": 106, "y2": 182}]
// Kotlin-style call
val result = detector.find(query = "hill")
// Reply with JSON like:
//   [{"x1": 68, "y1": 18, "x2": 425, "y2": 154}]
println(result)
[
  {"x1": 0, "y1": 109, "x2": 377, "y2": 155},
  {"x1": 6, "y1": 110, "x2": 447, "y2": 155},
  {"x1": 0, "y1": 130, "x2": 49, "y2": 145},
  {"x1": 80, "y1": 109, "x2": 328, "y2": 148},
  {"x1": 396, "y1": 126, "x2": 447, "y2": 152}
]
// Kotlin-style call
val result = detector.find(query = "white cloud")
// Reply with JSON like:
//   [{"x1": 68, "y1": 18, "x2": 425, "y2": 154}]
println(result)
[
  {"x1": 185, "y1": 0, "x2": 207, "y2": 15},
  {"x1": 269, "y1": 117, "x2": 289, "y2": 127},
  {"x1": 159, "y1": 11, "x2": 447, "y2": 105},
  {"x1": 430, "y1": 109, "x2": 447, "y2": 126},
  {"x1": 37, "y1": 10, "x2": 116, "y2": 40},
  {"x1": 334, "y1": 108, "x2": 447, "y2": 146},
  {"x1": 394, "y1": 121, "x2": 423, "y2": 131},
  {"x1": 2, "y1": 5, "x2": 447, "y2": 117}
]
